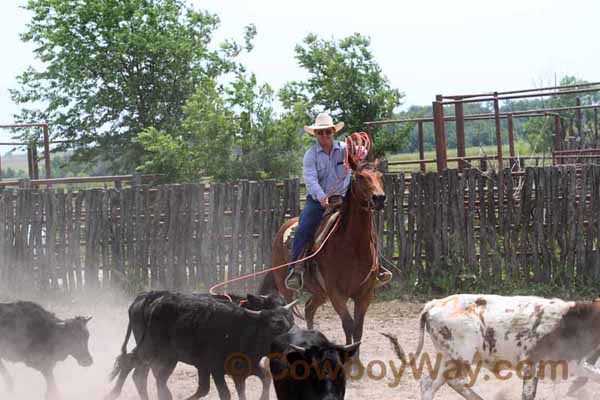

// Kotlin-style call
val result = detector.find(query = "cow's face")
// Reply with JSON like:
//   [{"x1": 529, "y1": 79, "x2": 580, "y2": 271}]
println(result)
[
  {"x1": 282, "y1": 342, "x2": 361, "y2": 399},
  {"x1": 64, "y1": 316, "x2": 93, "y2": 367},
  {"x1": 245, "y1": 307, "x2": 295, "y2": 337},
  {"x1": 265, "y1": 309, "x2": 295, "y2": 336}
]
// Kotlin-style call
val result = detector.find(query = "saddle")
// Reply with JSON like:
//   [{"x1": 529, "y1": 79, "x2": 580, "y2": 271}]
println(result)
[{"x1": 283, "y1": 195, "x2": 343, "y2": 255}]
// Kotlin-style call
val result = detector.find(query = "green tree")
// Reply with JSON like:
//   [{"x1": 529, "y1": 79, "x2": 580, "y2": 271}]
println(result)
[
  {"x1": 1, "y1": 167, "x2": 27, "y2": 179},
  {"x1": 12, "y1": 0, "x2": 255, "y2": 173},
  {"x1": 280, "y1": 33, "x2": 405, "y2": 158},
  {"x1": 502, "y1": 75, "x2": 600, "y2": 151},
  {"x1": 135, "y1": 73, "x2": 306, "y2": 182},
  {"x1": 522, "y1": 116, "x2": 555, "y2": 154}
]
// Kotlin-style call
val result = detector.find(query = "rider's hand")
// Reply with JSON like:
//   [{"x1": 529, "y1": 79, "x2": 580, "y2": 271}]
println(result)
[{"x1": 320, "y1": 196, "x2": 329, "y2": 209}]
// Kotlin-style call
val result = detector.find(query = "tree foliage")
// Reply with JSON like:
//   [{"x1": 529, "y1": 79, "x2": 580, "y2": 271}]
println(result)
[
  {"x1": 0, "y1": 167, "x2": 26, "y2": 179},
  {"x1": 12, "y1": 0, "x2": 254, "y2": 173},
  {"x1": 135, "y1": 74, "x2": 306, "y2": 182},
  {"x1": 280, "y1": 33, "x2": 405, "y2": 158}
]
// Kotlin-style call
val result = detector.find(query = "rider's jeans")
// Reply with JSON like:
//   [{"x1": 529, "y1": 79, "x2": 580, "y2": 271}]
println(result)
[{"x1": 289, "y1": 196, "x2": 325, "y2": 271}]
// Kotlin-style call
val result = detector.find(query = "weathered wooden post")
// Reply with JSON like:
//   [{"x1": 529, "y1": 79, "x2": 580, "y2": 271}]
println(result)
[
  {"x1": 433, "y1": 95, "x2": 448, "y2": 171},
  {"x1": 479, "y1": 157, "x2": 487, "y2": 172},
  {"x1": 27, "y1": 145, "x2": 33, "y2": 179},
  {"x1": 43, "y1": 124, "x2": 51, "y2": 179},
  {"x1": 32, "y1": 144, "x2": 39, "y2": 180},
  {"x1": 554, "y1": 115, "x2": 562, "y2": 165},
  {"x1": 576, "y1": 97, "x2": 583, "y2": 148},
  {"x1": 508, "y1": 113, "x2": 516, "y2": 170},
  {"x1": 493, "y1": 92, "x2": 503, "y2": 170},
  {"x1": 455, "y1": 99, "x2": 466, "y2": 171},
  {"x1": 379, "y1": 159, "x2": 388, "y2": 173},
  {"x1": 18, "y1": 178, "x2": 32, "y2": 189},
  {"x1": 418, "y1": 121, "x2": 426, "y2": 172},
  {"x1": 595, "y1": 108, "x2": 599, "y2": 146}
]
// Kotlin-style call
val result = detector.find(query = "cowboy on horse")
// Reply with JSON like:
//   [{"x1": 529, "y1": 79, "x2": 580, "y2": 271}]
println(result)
[{"x1": 285, "y1": 112, "x2": 393, "y2": 291}]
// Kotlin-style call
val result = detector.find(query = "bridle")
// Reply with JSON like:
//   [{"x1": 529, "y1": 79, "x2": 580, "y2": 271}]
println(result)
[{"x1": 350, "y1": 167, "x2": 377, "y2": 211}]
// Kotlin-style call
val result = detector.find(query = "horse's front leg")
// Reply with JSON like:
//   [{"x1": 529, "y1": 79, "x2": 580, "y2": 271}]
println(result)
[
  {"x1": 329, "y1": 293, "x2": 354, "y2": 345},
  {"x1": 351, "y1": 288, "x2": 374, "y2": 360}
]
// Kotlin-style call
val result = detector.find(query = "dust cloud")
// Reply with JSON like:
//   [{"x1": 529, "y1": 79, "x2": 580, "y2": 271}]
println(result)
[
  {"x1": 3, "y1": 291, "x2": 600, "y2": 400},
  {"x1": 1, "y1": 287, "x2": 137, "y2": 400}
]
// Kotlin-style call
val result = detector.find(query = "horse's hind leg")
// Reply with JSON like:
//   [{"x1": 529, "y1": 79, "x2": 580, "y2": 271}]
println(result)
[
  {"x1": 305, "y1": 295, "x2": 326, "y2": 330},
  {"x1": 0, "y1": 358, "x2": 14, "y2": 393},
  {"x1": 329, "y1": 293, "x2": 354, "y2": 345}
]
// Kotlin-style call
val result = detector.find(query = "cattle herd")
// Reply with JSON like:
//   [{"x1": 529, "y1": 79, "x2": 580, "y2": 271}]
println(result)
[{"x1": 2, "y1": 292, "x2": 600, "y2": 399}]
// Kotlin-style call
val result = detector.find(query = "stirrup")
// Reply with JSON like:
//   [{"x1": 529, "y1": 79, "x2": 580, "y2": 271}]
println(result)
[
  {"x1": 285, "y1": 268, "x2": 304, "y2": 291},
  {"x1": 375, "y1": 268, "x2": 392, "y2": 288}
]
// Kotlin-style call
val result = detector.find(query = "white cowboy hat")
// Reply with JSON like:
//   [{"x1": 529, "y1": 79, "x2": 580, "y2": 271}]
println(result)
[{"x1": 303, "y1": 113, "x2": 344, "y2": 136}]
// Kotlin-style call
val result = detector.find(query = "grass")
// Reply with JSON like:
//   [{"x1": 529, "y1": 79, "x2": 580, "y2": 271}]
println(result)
[{"x1": 384, "y1": 142, "x2": 551, "y2": 172}]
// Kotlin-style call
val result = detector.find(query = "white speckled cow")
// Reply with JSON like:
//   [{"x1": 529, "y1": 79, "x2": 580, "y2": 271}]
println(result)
[{"x1": 387, "y1": 294, "x2": 600, "y2": 400}]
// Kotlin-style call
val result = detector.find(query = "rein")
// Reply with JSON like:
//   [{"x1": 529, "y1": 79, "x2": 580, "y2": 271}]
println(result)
[
  {"x1": 209, "y1": 131, "x2": 379, "y2": 297},
  {"x1": 345, "y1": 132, "x2": 379, "y2": 287}
]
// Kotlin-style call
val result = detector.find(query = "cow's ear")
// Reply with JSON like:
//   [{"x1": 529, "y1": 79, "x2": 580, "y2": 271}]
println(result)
[
  {"x1": 84, "y1": 316, "x2": 92, "y2": 324},
  {"x1": 336, "y1": 341, "x2": 360, "y2": 362},
  {"x1": 246, "y1": 294, "x2": 260, "y2": 307}
]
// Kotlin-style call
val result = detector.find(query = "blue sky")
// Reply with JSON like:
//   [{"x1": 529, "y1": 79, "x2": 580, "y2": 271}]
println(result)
[{"x1": 1, "y1": 0, "x2": 599, "y2": 147}]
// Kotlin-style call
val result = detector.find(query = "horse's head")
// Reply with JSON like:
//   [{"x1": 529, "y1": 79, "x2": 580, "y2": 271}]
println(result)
[{"x1": 348, "y1": 157, "x2": 386, "y2": 210}]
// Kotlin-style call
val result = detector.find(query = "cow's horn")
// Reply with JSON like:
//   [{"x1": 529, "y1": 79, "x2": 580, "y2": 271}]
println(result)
[
  {"x1": 341, "y1": 341, "x2": 361, "y2": 351},
  {"x1": 84, "y1": 316, "x2": 93, "y2": 323},
  {"x1": 244, "y1": 309, "x2": 263, "y2": 318},
  {"x1": 284, "y1": 299, "x2": 300, "y2": 310},
  {"x1": 289, "y1": 344, "x2": 306, "y2": 353}
]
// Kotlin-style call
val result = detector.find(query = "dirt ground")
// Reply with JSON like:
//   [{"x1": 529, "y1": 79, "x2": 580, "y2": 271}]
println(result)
[{"x1": 2, "y1": 295, "x2": 599, "y2": 400}]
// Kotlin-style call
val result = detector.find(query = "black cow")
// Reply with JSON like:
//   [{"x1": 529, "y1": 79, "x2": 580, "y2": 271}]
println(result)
[
  {"x1": 106, "y1": 291, "x2": 296, "y2": 400},
  {"x1": 0, "y1": 301, "x2": 93, "y2": 400},
  {"x1": 268, "y1": 326, "x2": 360, "y2": 400}
]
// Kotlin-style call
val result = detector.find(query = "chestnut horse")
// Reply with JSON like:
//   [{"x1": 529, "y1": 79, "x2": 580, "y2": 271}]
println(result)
[{"x1": 259, "y1": 156, "x2": 386, "y2": 354}]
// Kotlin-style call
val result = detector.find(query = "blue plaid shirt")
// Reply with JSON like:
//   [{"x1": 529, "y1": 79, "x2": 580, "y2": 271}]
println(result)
[{"x1": 303, "y1": 141, "x2": 351, "y2": 202}]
